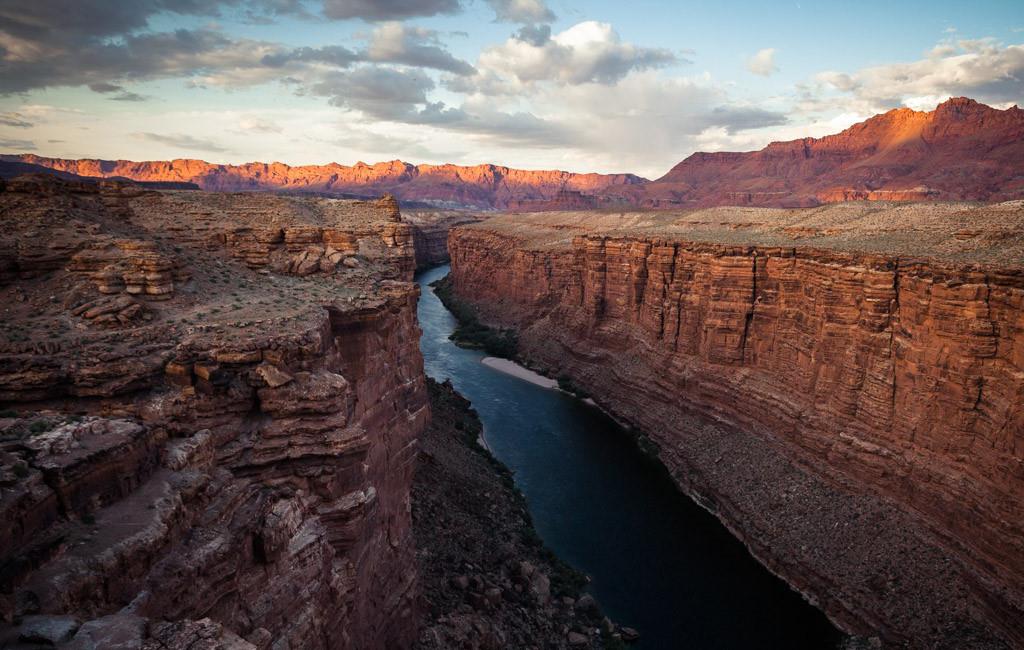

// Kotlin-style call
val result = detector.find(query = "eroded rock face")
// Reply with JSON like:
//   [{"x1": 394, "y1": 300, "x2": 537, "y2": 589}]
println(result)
[
  {"x1": 601, "y1": 97, "x2": 1024, "y2": 208},
  {"x1": 2, "y1": 156, "x2": 646, "y2": 210},
  {"x1": 0, "y1": 177, "x2": 428, "y2": 649},
  {"x1": 401, "y1": 211, "x2": 485, "y2": 270},
  {"x1": 446, "y1": 208, "x2": 1024, "y2": 649}
]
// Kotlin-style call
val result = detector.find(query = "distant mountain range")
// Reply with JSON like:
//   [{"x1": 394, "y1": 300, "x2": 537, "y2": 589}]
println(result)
[
  {"x1": 3, "y1": 97, "x2": 1022, "y2": 210},
  {"x1": 599, "y1": 97, "x2": 1024, "y2": 209},
  {"x1": 0, "y1": 155, "x2": 645, "y2": 210}
]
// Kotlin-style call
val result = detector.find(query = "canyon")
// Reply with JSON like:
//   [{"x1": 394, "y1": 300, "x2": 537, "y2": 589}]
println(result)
[
  {"x1": 445, "y1": 202, "x2": 1024, "y2": 649},
  {"x1": 0, "y1": 173, "x2": 626, "y2": 649},
  {"x1": 5, "y1": 98, "x2": 1022, "y2": 211}
]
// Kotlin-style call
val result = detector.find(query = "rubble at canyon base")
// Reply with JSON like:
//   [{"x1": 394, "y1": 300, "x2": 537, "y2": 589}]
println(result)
[{"x1": 413, "y1": 379, "x2": 623, "y2": 650}]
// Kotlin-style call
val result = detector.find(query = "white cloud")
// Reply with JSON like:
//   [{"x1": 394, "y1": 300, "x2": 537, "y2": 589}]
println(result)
[
  {"x1": 814, "y1": 39, "x2": 1024, "y2": 112},
  {"x1": 472, "y1": 21, "x2": 677, "y2": 88},
  {"x1": 747, "y1": 48, "x2": 778, "y2": 76}
]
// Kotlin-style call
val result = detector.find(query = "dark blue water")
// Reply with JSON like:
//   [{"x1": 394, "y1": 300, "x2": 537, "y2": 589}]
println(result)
[{"x1": 416, "y1": 265, "x2": 843, "y2": 650}]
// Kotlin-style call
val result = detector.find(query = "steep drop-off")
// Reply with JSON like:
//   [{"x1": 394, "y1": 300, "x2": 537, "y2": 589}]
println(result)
[
  {"x1": 1, "y1": 155, "x2": 645, "y2": 210},
  {"x1": 401, "y1": 210, "x2": 485, "y2": 270},
  {"x1": 0, "y1": 177, "x2": 426, "y2": 648},
  {"x1": 446, "y1": 204, "x2": 1024, "y2": 649}
]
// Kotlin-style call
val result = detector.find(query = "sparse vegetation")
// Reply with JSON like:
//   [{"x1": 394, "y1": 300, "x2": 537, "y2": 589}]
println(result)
[{"x1": 431, "y1": 276, "x2": 518, "y2": 358}]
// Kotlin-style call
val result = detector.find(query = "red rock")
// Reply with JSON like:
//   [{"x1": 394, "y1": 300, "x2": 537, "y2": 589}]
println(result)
[
  {"x1": 603, "y1": 97, "x2": 1024, "y2": 208},
  {"x1": 446, "y1": 207, "x2": 1024, "y2": 648},
  {"x1": 2, "y1": 155, "x2": 645, "y2": 210}
]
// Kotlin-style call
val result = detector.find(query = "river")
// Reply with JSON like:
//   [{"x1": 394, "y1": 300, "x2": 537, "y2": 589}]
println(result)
[{"x1": 416, "y1": 264, "x2": 843, "y2": 649}]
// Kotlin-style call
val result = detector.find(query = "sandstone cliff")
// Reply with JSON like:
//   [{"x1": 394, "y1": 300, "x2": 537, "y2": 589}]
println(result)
[
  {"x1": 0, "y1": 177, "x2": 427, "y2": 648},
  {"x1": 1, "y1": 155, "x2": 645, "y2": 210},
  {"x1": 598, "y1": 98, "x2": 1024, "y2": 208},
  {"x1": 400, "y1": 210, "x2": 485, "y2": 270},
  {"x1": 446, "y1": 203, "x2": 1024, "y2": 649}
]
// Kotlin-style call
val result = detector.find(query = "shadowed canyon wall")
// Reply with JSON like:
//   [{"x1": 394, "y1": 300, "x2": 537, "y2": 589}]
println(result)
[
  {"x1": 447, "y1": 220, "x2": 1024, "y2": 648},
  {"x1": 0, "y1": 178, "x2": 427, "y2": 648}
]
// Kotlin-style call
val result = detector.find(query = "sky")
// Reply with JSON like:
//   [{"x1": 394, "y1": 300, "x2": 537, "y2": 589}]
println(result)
[{"x1": 0, "y1": 0, "x2": 1022, "y2": 178}]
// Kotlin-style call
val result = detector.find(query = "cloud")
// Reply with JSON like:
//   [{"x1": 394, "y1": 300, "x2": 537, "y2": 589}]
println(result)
[
  {"x1": 813, "y1": 39, "x2": 1024, "y2": 111},
  {"x1": 0, "y1": 112, "x2": 32, "y2": 128},
  {"x1": 260, "y1": 45, "x2": 361, "y2": 69},
  {"x1": 133, "y1": 132, "x2": 230, "y2": 153},
  {"x1": 88, "y1": 82, "x2": 147, "y2": 101},
  {"x1": 110, "y1": 91, "x2": 148, "y2": 102},
  {"x1": 238, "y1": 117, "x2": 283, "y2": 133},
  {"x1": 320, "y1": 0, "x2": 461, "y2": 20},
  {"x1": 0, "y1": 22, "x2": 285, "y2": 93},
  {"x1": 365, "y1": 22, "x2": 475, "y2": 74},
  {"x1": 309, "y1": 66, "x2": 437, "y2": 120},
  {"x1": 485, "y1": 0, "x2": 555, "y2": 23},
  {"x1": 747, "y1": 48, "x2": 778, "y2": 76},
  {"x1": 471, "y1": 21, "x2": 678, "y2": 89},
  {"x1": 0, "y1": 137, "x2": 36, "y2": 151}
]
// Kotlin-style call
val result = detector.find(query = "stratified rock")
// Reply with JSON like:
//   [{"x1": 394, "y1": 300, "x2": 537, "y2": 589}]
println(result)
[
  {"x1": 2, "y1": 155, "x2": 646, "y2": 210},
  {"x1": 601, "y1": 97, "x2": 1024, "y2": 208},
  {"x1": 446, "y1": 205, "x2": 1024, "y2": 649},
  {"x1": 0, "y1": 178, "x2": 429, "y2": 649}
]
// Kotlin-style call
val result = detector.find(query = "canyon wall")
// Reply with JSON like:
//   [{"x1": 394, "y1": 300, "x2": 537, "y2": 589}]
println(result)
[
  {"x1": 447, "y1": 217, "x2": 1024, "y2": 648},
  {"x1": 401, "y1": 211, "x2": 485, "y2": 269},
  {"x1": 0, "y1": 178, "x2": 428, "y2": 648}
]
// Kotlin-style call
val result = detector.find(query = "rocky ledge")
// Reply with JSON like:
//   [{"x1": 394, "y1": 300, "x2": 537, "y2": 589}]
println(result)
[
  {"x1": 446, "y1": 202, "x2": 1024, "y2": 649},
  {"x1": 0, "y1": 176, "x2": 427, "y2": 648}
]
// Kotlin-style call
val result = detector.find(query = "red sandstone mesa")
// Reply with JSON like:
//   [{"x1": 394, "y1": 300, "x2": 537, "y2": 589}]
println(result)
[
  {"x1": 446, "y1": 205, "x2": 1024, "y2": 649},
  {"x1": 597, "y1": 97, "x2": 1024, "y2": 208}
]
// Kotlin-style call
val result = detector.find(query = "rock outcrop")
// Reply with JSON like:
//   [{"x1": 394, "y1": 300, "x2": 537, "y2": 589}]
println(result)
[
  {"x1": 597, "y1": 97, "x2": 1024, "y2": 208},
  {"x1": 401, "y1": 211, "x2": 485, "y2": 270},
  {"x1": 445, "y1": 203, "x2": 1024, "y2": 649},
  {"x1": 1, "y1": 156, "x2": 645, "y2": 210},
  {"x1": 0, "y1": 176, "x2": 428, "y2": 648}
]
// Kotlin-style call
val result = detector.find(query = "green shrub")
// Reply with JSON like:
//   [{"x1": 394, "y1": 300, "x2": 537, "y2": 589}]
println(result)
[{"x1": 431, "y1": 277, "x2": 518, "y2": 358}]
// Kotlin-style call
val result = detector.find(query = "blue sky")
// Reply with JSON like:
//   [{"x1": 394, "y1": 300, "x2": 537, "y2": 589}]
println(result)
[{"x1": 1, "y1": 0, "x2": 1022, "y2": 177}]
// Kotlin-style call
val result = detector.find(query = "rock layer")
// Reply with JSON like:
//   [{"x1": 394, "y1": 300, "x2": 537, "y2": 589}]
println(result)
[
  {"x1": 0, "y1": 176, "x2": 428, "y2": 648},
  {"x1": 598, "y1": 98, "x2": 1024, "y2": 208},
  {"x1": 2, "y1": 156, "x2": 645, "y2": 210},
  {"x1": 401, "y1": 211, "x2": 485, "y2": 270},
  {"x1": 446, "y1": 206, "x2": 1024, "y2": 648}
]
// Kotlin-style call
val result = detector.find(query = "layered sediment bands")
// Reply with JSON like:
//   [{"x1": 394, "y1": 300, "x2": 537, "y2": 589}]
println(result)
[
  {"x1": 0, "y1": 177, "x2": 428, "y2": 648},
  {"x1": 4, "y1": 155, "x2": 645, "y2": 210},
  {"x1": 447, "y1": 217, "x2": 1024, "y2": 648},
  {"x1": 401, "y1": 211, "x2": 484, "y2": 269}
]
